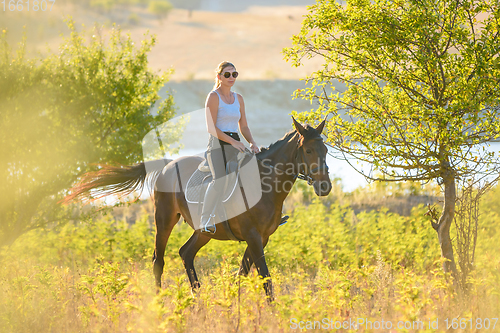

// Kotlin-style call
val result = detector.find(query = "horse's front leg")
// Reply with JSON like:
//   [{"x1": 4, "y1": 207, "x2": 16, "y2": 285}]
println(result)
[
  {"x1": 245, "y1": 231, "x2": 273, "y2": 302},
  {"x1": 238, "y1": 236, "x2": 269, "y2": 276},
  {"x1": 238, "y1": 246, "x2": 254, "y2": 276}
]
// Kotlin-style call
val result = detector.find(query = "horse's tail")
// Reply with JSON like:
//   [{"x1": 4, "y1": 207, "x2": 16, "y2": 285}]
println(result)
[{"x1": 60, "y1": 158, "x2": 173, "y2": 204}]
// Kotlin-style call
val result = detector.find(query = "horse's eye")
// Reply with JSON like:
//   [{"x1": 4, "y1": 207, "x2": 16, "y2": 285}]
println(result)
[{"x1": 306, "y1": 149, "x2": 312, "y2": 154}]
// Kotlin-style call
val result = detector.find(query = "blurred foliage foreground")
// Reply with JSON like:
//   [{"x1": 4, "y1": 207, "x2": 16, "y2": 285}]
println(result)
[
  {"x1": 0, "y1": 21, "x2": 175, "y2": 247},
  {"x1": 0, "y1": 183, "x2": 499, "y2": 333}
]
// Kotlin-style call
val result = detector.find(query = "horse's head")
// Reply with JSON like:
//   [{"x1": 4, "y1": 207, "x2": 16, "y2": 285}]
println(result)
[{"x1": 293, "y1": 117, "x2": 332, "y2": 196}]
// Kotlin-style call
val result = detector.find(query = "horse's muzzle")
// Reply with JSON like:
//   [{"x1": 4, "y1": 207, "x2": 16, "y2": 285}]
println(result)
[{"x1": 314, "y1": 179, "x2": 332, "y2": 196}]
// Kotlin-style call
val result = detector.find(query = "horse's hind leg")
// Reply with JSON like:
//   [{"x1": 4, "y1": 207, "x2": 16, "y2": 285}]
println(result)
[
  {"x1": 179, "y1": 231, "x2": 211, "y2": 290},
  {"x1": 153, "y1": 191, "x2": 180, "y2": 290}
]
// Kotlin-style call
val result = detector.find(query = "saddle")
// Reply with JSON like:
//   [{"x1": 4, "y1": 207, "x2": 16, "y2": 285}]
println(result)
[
  {"x1": 185, "y1": 151, "x2": 247, "y2": 204},
  {"x1": 184, "y1": 150, "x2": 260, "y2": 241}
]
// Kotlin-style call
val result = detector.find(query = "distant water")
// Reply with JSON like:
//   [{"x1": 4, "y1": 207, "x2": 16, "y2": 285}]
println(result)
[
  {"x1": 161, "y1": 80, "x2": 316, "y2": 150},
  {"x1": 168, "y1": 0, "x2": 316, "y2": 13},
  {"x1": 153, "y1": 80, "x2": 500, "y2": 192},
  {"x1": 154, "y1": 80, "x2": 369, "y2": 191}
]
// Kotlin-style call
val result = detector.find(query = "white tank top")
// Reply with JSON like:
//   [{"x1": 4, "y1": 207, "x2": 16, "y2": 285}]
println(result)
[{"x1": 213, "y1": 90, "x2": 241, "y2": 132}]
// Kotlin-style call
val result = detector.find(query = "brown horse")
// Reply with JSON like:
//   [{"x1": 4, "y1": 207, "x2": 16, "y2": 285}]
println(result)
[{"x1": 64, "y1": 117, "x2": 332, "y2": 301}]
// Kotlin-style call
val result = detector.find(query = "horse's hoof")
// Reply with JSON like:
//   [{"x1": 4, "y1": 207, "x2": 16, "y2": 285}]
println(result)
[
  {"x1": 191, "y1": 281, "x2": 201, "y2": 293},
  {"x1": 266, "y1": 295, "x2": 275, "y2": 305}
]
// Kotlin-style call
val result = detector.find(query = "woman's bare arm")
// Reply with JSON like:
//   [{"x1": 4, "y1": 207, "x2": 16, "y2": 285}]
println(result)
[{"x1": 237, "y1": 94, "x2": 260, "y2": 153}]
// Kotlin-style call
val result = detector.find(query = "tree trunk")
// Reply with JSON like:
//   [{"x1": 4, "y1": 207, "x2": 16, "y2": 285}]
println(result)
[{"x1": 437, "y1": 173, "x2": 458, "y2": 278}]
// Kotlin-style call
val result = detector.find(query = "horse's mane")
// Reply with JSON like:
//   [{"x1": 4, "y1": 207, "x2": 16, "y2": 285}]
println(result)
[{"x1": 257, "y1": 124, "x2": 320, "y2": 159}]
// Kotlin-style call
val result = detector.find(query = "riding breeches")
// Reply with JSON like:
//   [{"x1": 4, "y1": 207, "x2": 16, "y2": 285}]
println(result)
[{"x1": 206, "y1": 132, "x2": 240, "y2": 193}]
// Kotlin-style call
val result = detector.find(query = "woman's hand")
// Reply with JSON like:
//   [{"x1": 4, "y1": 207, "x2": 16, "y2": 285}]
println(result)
[
  {"x1": 231, "y1": 140, "x2": 246, "y2": 152},
  {"x1": 250, "y1": 142, "x2": 260, "y2": 154}
]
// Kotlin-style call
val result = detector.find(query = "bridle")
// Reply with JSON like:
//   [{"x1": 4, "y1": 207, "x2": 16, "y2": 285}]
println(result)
[
  {"x1": 252, "y1": 135, "x2": 329, "y2": 186},
  {"x1": 295, "y1": 138, "x2": 329, "y2": 185}
]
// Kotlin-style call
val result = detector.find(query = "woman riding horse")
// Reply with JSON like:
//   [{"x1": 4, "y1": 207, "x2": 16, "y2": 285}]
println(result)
[
  {"x1": 62, "y1": 86, "x2": 332, "y2": 302},
  {"x1": 201, "y1": 61, "x2": 260, "y2": 234}
]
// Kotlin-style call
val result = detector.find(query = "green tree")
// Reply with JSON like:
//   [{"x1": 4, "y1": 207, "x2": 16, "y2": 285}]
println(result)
[
  {"x1": 169, "y1": 0, "x2": 202, "y2": 18},
  {"x1": 0, "y1": 21, "x2": 175, "y2": 247},
  {"x1": 148, "y1": 1, "x2": 173, "y2": 22},
  {"x1": 284, "y1": 0, "x2": 500, "y2": 280}
]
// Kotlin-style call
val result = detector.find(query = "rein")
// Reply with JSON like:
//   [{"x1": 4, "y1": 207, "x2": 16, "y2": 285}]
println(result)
[
  {"x1": 258, "y1": 156, "x2": 314, "y2": 185},
  {"x1": 248, "y1": 135, "x2": 329, "y2": 186}
]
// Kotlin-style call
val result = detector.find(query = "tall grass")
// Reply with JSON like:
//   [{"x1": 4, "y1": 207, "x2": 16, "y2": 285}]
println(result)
[{"x1": 1, "y1": 184, "x2": 499, "y2": 332}]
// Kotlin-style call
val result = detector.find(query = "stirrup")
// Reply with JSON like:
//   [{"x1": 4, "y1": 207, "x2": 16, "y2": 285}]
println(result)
[
  {"x1": 201, "y1": 224, "x2": 216, "y2": 234},
  {"x1": 200, "y1": 214, "x2": 216, "y2": 234}
]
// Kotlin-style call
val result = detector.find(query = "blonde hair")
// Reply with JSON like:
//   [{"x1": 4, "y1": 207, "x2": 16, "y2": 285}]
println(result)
[{"x1": 213, "y1": 61, "x2": 236, "y2": 91}]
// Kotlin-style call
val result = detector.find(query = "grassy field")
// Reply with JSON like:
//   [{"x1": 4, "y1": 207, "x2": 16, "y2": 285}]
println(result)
[
  {"x1": 3, "y1": 2, "x2": 499, "y2": 332},
  {"x1": 1, "y1": 182, "x2": 499, "y2": 332}
]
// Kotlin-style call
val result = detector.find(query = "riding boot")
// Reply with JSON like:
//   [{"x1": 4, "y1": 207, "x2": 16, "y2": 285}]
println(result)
[{"x1": 200, "y1": 183, "x2": 220, "y2": 234}]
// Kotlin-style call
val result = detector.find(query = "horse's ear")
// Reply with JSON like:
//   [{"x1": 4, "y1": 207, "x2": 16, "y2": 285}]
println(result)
[
  {"x1": 292, "y1": 117, "x2": 306, "y2": 136},
  {"x1": 315, "y1": 116, "x2": 327, "y2": 134}
]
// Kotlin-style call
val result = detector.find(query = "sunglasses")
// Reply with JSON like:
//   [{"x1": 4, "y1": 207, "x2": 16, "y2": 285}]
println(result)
[{"x1": 221, "y1": 71, "x2": 239, "y2": 78}]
